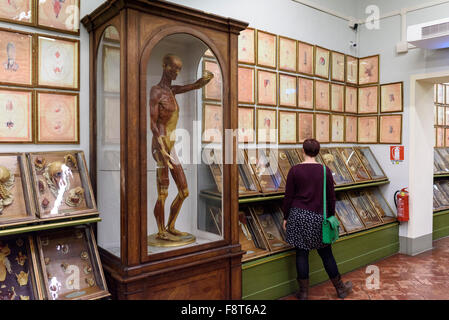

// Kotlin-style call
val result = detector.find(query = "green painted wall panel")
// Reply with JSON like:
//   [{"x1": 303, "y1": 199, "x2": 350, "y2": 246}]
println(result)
[
  {"x1": 242, "y1": 224, "x2": 399, "y2": 300},
  {"x1": 433, "y1": 212, "x2": 449, "y2": 240}
]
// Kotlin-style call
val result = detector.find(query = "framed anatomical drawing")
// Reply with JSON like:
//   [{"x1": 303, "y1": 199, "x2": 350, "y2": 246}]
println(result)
[
  {"x1": 330, "y1": 83, "x2": 344, "y2": 113},
  {"x1": 345, "y1": 86, "x2": 358, "y2": 114},
  {"x1": 238, "y1": 106, "x2": 255, "y2": 143},
  {"x1": 278, "y1": 73, "x2": 297, "y2": 108},
  {"x1": 297, "y1": 112, "x2": 314, "y2": 143},
  {"x1": 27, "y1": 151, "x2": 97, "y2": 219},
  {"x1": 314, "y1": 80, "x2": 330, "y2": 111},
  {"x1": 297, "y1": 76, "x2": 314, "y2": 110},
  {"x1": 37, "y1": 35, "x2": 79, "y2": 90},
  {"x1": 335, "y1": 193, "x2": 365, "y2": 234},
  {"x1": 314, "y1": 46, "x2": 330, "y2": 80},
  {"x1": 0, "y1": 153, "x2": 36, "y2": 226},
  {"x1": 0, "y1": 88, "x2": 33, "y2": 143},
  {"x1": 437, "y1": 106, "x2": 445, "y2": 126},
  {"x1": 345, "y1": 116, "x2": 357, "y2": 143},
  {"x1": 278, "y1": 111, "x2": 297, "y2": 144},
  {"x1": 0, "y1": 0, "x2": 33, "y2": 25},
  {"x1": 358, "y1": 116, "x2": 378, "y2": 144},
  {"x1": 37, "y1": 0, "x2": 80, "y2": 34},
  {"x1": 338, "y1": 148, "x2": 371, "y2": 182},
  {"x1": 257, "y1": 30, "x2": 277, "y2": 69},
  {"x1": 331, "y1": 114, "x2": 344, "y2": 143},
  {"x1": 103, "y1": 45, "x2": 120, "y2": 93},
  {"x1": 238, "y1": 28, "x2": 255, "y2": 65},
  {"x1": 315, "y1": 113, "x2": 330, "y2": 143},
  {"x1": 278, "y1": 36, "x2": 296, "y2": 72},
  {"x1": 202, "y1": 103, "x2": 222, "y2": 143},
  {"x1": 379, "y1": 114, "x2": 402, "y2": 144},
  {"x1": 331, "y1": 51, "x2": 345, "y2": 82},
  {"x1": 446, "y1": 85, "x2": 449, "y2": 105},
  {"x1": 257, "y1": 70, "x2": 277, "y2": 106},
  {"x1": 348, "y1": 190, "x2": 383, "y2": 227},
  {"x1": 358, "y1": 86, "x2": 379, "y2": 114},
  {"x1": 257, "y1": 108, "x2": 277, "y2": 144},
  {"x1": 202, "y1": 59, "x2": 222, "y2": 102},
  {"x1": 297, "y1": 41, "x2": 314, "y2": 76},
  {"x1": 446, "y1": 128, "x2": 449, "y2": 147},
  {"x1": 354, "y1": 147, "x2": 386, "y2": 180},
  {"x1": 359, "y1": 55, "x2": 379, "y2": 85},
  {"x1": 0, "y1": 235, "x2": 43, "y2": 300},
  {"x1": 436, "y1": 84, "x2": 445, "y2": 104},
  {"x1": 238, "y1": 66, "x2": 255, "y2": 104},
  {"x1": 346, "y1": 55, "x2": 358, "y2": 85},
  {"x1": 436, "y1": 127, "x2": 444, "y2": 147},
  {"x1": 36, "y1": 226, "x2": 109, "y2": 300},
  {"x1": 36, "y1": 91, "x2": 79, "y2": 144},
  {"x1": 445, "y1": 108, "x2": 449, "y2": 126},
  {"x1": 0, "y1": 28, "x2": 33, "y2": 87},
  {"x1": 380, "y1": 82, "x2": 403, "y2": 113}
]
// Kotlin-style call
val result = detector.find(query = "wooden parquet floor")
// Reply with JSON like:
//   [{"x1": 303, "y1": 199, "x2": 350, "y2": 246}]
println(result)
[{"x1": 281, "y1": 236, "x2": 449, "y2": 300}]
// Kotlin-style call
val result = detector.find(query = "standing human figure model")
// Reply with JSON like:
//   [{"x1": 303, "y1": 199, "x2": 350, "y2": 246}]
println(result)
[{"x1": 149, "y1": 54, "x2": 214, "y2": 242}]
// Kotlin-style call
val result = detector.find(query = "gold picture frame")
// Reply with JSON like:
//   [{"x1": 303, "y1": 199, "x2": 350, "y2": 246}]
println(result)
[
  {"x1": 331, "y1": 114, "x2": 345, "y2": 143},
  {"x1": 202, "y1": 59, "x2": 222, "y2": 102},
  {"x1": 297, "y1": 76, "x2": 314, "y2": 110},
  {"x1": 278, "y1": 110, "x2": 297, "y2": 144},
  {"x1": 314, "y1": 79, "x2": 330, "y2": 111},
  {"x1": 379, "y1": 114, "x2": 402, "y2": 145},
  {"x1": 315, "y1": 112, "x2": 330, "y2": 144},
  {"x1": 256, "y1": 29, "x2": 277, "y2": 69},
  {"x1": 36, "y1": 0, "x2": 80, "y2": 35},
  {"x1": 256, "y1": 107, "x2": 277, "y2": 144},
  {"x1": 380, "y1": 82, "x2": 403, "y2": 113},
  {"x1": 257, "y1": 69, "x2": 277, "y2": 107},
  {"x1": 358, "y1": 54, "x2": 379, "y2": 86},
  {"x1": 314, "y1": 45, "x2": 330, "y2": 80},
  {"x1": 345, "y1": 85, "x2": 358, "y2": 114},
  {"x1": 297, "y1": 112, "x2": 314, "y2": 143},
  {"x1": 358, "y1": 85, "x2": 379, "y2": 114},
  {"x1": 346, "y1": 55, "x2": 358, "y2": 85},
  {"x1": 278, "y1": 35, "x2": 297, "y2": 73},
  {"x1": 344, "y1": 115, "x2": 358, "y2": 143},
  {"x1": 202, "y1": 103, "x2": 222, "y2": 143},
  {"x1": 330, "y1": 51, "x2": 345, "y2": 83},
  {"x1": 278, "y1": 73, "x2": 297, "y2": 108},
  {"x1": 238, "y1": 27, "x2": 256, "y2": 65},
  {"x1": 238, "y1": 106, "x2": 255, "y2": 143},
  {"x1": 0, "y1": 0, "x2": 34, "y2": 26},
  {"x1": 358, "y1": 116, "x2": 378, "y2": 144},
  {"x1": 238, "y1": 66, "x2": 255, "y2": 105},
  {"x1": 297, "y1": 41, "x2": 315, "y2": 76},
  {"x1": 330, "y1": 83, "x2": 345, "y2": 113}
]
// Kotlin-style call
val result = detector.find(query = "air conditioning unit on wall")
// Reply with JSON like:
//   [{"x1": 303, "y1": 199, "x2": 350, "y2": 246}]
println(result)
[{"x1": 408, "y1": 17, "x2": 449, "y2": 49}]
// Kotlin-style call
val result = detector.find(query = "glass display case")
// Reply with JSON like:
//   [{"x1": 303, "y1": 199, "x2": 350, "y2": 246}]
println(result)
[
  {"x1": 245, "y1": 149, "x2": 285, "y2": 193},
  {"x1": 239, "y1": 207, "x2": 269, "y2": 261},
  {"x1": 320, "y1": 148, "x2": 354, "y2": 186},
  {"x1": 335, "y1": 193, "x2": 365, "y2": 234},
  {"x1": 348, "y1": 190, "x2": 383, "y2": 228},
  {"x1": 83, "y1": 0, "x2": 247, "y2": 300},
  {"x1": 354, "y1": 147, "x2": 387, "y2": 181},
  {"x1": 434, "y1": 148, "x2": 449, "y2": 174},
  {"x1": 365, "y1": 187, "x2": 397, "y2": 223},
  {"x1": 0, "y1": 153, "x2": 36, "y2": 226},
  {"x1": 27, "y1": 151, "x2": 97, "y2": 219},
  {"x1": 338, "y1": 148, "x2": 371, "y2": 182}
]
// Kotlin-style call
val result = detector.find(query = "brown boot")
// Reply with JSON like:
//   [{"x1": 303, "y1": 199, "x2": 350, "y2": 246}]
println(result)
[
  {"x1": 295, "y1": 279, "x2": 309, "y2": 300},
  {"x1": 330, "y1": 275, "x2": 352, "y2": 299}
]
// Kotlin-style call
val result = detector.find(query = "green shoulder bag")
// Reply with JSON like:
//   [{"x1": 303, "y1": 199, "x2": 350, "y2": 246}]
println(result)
[{"x1": 322, "y1": 165, "x2": 340, "y2": 244}]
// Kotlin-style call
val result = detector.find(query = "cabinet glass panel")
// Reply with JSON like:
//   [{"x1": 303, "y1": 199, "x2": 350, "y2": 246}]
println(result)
[
  {"x1": 239, "y1": 207, "x2": 269, "y2": 261},
  {"x1": 335, "y1": 193, "x2": 365, "y2": 233},
  {"x1": 365, "y1": 187, "x2": 396, "y2": 222},
  {"x1": 348, "y1": 190, "x2": 383, "y2": 227},
  {"x1": 96, "y1": 26, "x2": 121, "y2": 258},
  {"x1": 320, "y1": 148, "x2": 354, "y2": 185},
  {"x1": 237, "y1": 148, "x2": 259, "y2": 195},
  {"x1": 354, "y1": 147, "x2": 387, "y2": 180},
  {"x1": 146, "y1": 34, "x2": 223, "y2": 255},
  {"x1": 434, "y1": 182, "x2": 449, "y2": 210},
  {"x1": 434, "y1": 149, "x2": 449, "y2": 174},
  {"x1": 338, "y1": 148, "x2": 371, "y2": 182},
  {"x1": 246, "y1": 149, "x2": 284, "y2": 193}
]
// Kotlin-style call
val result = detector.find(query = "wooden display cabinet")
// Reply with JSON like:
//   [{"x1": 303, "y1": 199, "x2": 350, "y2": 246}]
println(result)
[{"x1": 82, "y1": 0, "x2": 247, "y2": 300}]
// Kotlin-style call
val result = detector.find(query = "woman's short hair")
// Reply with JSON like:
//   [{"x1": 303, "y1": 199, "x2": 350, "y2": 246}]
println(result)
[{"x1": 303, "y1": 139, "x2": 320, "y2": 157}]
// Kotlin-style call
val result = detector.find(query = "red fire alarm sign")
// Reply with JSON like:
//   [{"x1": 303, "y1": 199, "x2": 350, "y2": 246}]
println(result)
[{"x1": 390, "y1": 146, "x2": 404, "y2": 163}]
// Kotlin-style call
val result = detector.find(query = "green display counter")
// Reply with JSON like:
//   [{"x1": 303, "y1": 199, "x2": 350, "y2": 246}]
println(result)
[
  {"x1": 242, "y1": 222, "x2": 399, "y2": 300},
  {"x1": 433, "y1": 210, "x2": 449, "y2": 240}
]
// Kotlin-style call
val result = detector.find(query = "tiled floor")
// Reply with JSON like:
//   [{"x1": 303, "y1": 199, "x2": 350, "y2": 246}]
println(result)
[{"x1": 282, "y1": 236, "x2": 449, "y2": 300}]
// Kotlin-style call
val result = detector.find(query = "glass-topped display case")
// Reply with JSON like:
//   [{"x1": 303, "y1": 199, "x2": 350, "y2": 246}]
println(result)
[{"x1": 83, "y1": 0, "x2": 247, "y2": 300}]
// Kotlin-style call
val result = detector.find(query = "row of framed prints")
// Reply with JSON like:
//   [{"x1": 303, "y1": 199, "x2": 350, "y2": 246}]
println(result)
[
  {"x1": 435, "y1": 127, "x2": 449, "y2": 148},
  {"x1": 434, "y1": 148, "x2": 449, "y2": 175},
  {"x1": 435, "y1": 83, "x2": 449, "y2": 105},
  {"x1": 0, "y1": 151, "x2": 97, "y2": 228},
  {"x1": 0, "y1": 28, "x2": 80, "y2": 90},
  {"x1": 433, "y1": 179, "x2": 449, "y2": 213},
  {"x1": 226, "y1": 186, "x2": 396, "y2": 261},
  {"x1": 0, "y1": 0, "x2": 80, "y2": 35},
  {"x1": 234, "y1": 66, "x2": 402, "y2": 113},
  {"x1": 238, "y1": 28, "x2": 379, "y2": 85},
  {"x1": 0, "y1": 225, "x2": 109, "y2": 300},
  {"x1": 205, "y1": 147, "x2": 388, "y2": 196},
  {"x1": 232, "y1": 107, "x2": 403, "y2": 145},
  {"x1": 0, "y1": 89, "x2": 79, "y2": 144}
]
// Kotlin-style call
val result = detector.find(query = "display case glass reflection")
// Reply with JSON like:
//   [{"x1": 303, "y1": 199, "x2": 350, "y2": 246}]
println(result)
[
  {"x1": 348, "y1": 190, "x2": 383, "y2": 227},
  {"x1": 250, "y1": 205, "x2": 290, "y2": 252},
  {"x1": 239, "y1": 207, "x2": 268, "y2": 261},
  {"x1": 434, "y1": 149, "x2": 449, "y2": 174},
  {"x1": 433, "y1": 182, "x2": 449, "y2": 210},
  {"x1": 36, "y1": 226, "x2": 109, "y2": 300},
  {"x1": 237, "y1": 149, "x2": 259, "y2": 195},
  {"x1": 320, "y1": 148, "x2": 353, "y2": 186},
  {"x1": 0, "y1": 153, "x2": 36, "y2": 226},
  {"x1": 365, "y1": 187, "x2": 396, "y2": 223},
  {"x1": 354, "y1": 147, "x2": 387, "y2": 180},
  {"x1": 202, "y1": 205, "x2": 222, "y2": 237},
  {"x1": 0, "y1": 235, "x2": 42, "y2": 300},
  {"x1": 204, "y1": 148, "x2": 223, "y2": 194},
  {"x1": 27, "y1": 151, "x2": 97, "y2": 219},
  {"x1": 335, "y1": 193, "x2": 365, "y2": 233},
  {"x1": 278, "y1": 149, "x2": 302, "y2": 181},
  {"x1": 245, "y1": 149, "x2": 285, "y2": 193},
  {"x1": 338, "y1": 148, "x2": 371, "y2": 183}
]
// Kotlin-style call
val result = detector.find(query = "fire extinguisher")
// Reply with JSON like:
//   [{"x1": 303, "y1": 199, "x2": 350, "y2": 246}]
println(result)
[{"x1": 394, "y1": 188, "x2": 409, "y2": 222}]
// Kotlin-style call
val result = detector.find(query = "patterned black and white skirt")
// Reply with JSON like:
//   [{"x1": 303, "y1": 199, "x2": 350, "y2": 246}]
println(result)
[{"x1": 286, "y1": 207, "x2": 328, "y2": 250}]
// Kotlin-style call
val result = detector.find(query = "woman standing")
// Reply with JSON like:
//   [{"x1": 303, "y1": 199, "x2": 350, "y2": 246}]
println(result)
[{"x1": 282, "y1": 139, "x2": 352, "y2": 300}]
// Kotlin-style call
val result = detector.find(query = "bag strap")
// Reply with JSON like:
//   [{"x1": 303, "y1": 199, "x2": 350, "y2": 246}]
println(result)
[{"x1": 323, "y1": 164, "x2": 327, "y2": 220}]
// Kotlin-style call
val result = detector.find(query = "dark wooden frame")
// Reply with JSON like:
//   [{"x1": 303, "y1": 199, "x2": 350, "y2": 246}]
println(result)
[
  {"x1": 330, "y1": 50, "x2": 345, "y2": 83},
  {"x1": 36, "y1": 0, "x2": 81, "y2": 36},
  {"x1": 256, "y1": 29, "x2": 277, "y2": 69},
  {"x1": 379, "y1": 114, "x2": 403, "y2": 145},
  {"x1": 82, "y1": 0, "x2": 247, "y2": 300},
  {"x1": 277, "y1": 35, "x2": 297, "y2": 73},
  {"x1": 314, "y1": 45, "x2": 330, "y2": 80},
  {"x1": 358, "y1": 54, "x2": 380, "y2": 86},
  {"x1": 380, "y1": 81, "x2": 404, "y2": 113},
  {"x1": 238, "y1": 27, "x2": 256, "y2": 65},
  {"x1": 296, "y1": 40, "x2": 315, "y2": 77},
  {"x1": 278, "y1": 72, "x2": 297, "y2": 108}
]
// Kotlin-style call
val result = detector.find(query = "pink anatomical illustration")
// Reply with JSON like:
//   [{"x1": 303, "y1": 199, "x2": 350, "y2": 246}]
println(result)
[
  {"x1": 359, "y1": 56, "x2": 379, "y2": 85},
  {"x1": 238, "y1": 108, "x2": 254, "y2": 143},
  {"x1": 298, "y1": 113, "x2": 314, "y2": 142},
  {"x1": 258, "y1": 32, "x2": 276, "y2": 68},
  {"x1": 0, "y1": 0, "x2": 31, "y2": 22},
  {"x1": 279, "y1": 38, "x2": 296, "y2": 71},
  {"x1": 359, "y1": 117, "x2": 377, "y2": 143},
  {"x1": 258, "y1": 71, "x2": 276, "y2": 105},
  {"x1": 38, "y1": 0, "x2": 80, "y2": 32},
  {"x1": 258, "y1": 109, "x2": 276, "y2": 143},
  {"x1": 380, "y1": 115, "x2": 401, "y2": 144},
  {"x1": 0, "y1": 90, "x2": 30, "y2": 142},
  {"x1": 238, "y1": 29, "x2": 255, "y2": 64},
  {"x1": 238, "y1": 67, "x2": 254, "y2": 103},
  {"x1": 381, "y1": 83, "x2": 402, "y2": 113},
  {"x1": 359, "y1": 86, "x2": 378, "y2": 114},
  {"x1": 345, "y1": 117, "x2": 357, "y2": 142},
  {"x1": 0, "y1": 30, "x2": 32, "y2": 85},
  {"x1": 298, "y1": 42, "x2": 313, "y2": 75},
  {"x1": 315, "y1": 81, "x2": 329, "y2": 110},
  {"x1": 298, "y1": 78, "x2": 313, "y2": 109}
]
